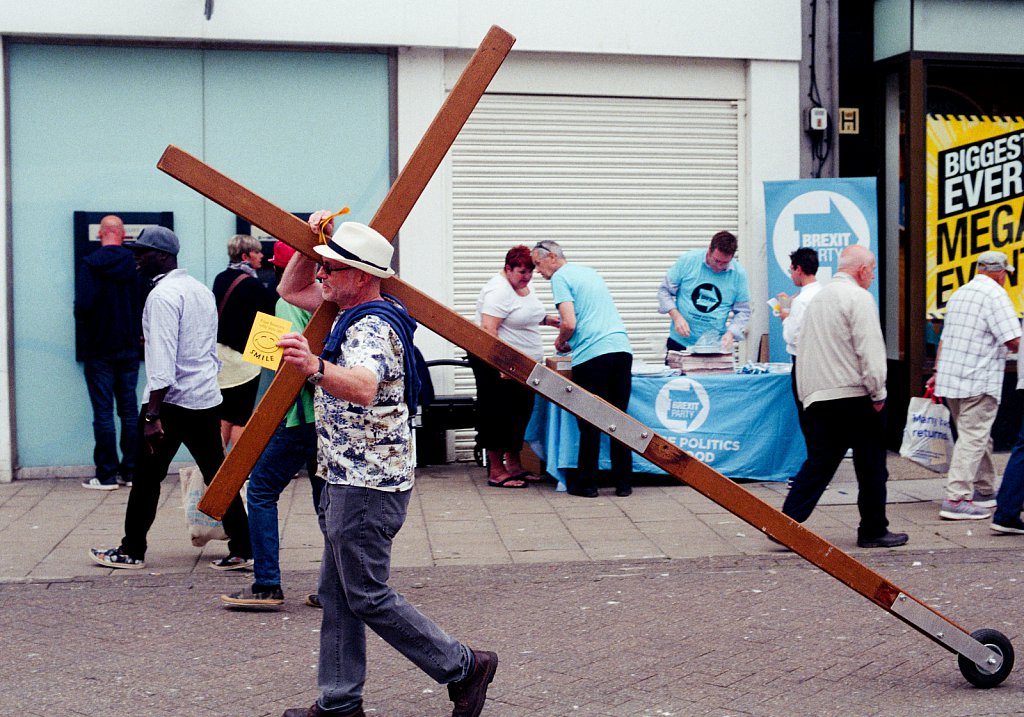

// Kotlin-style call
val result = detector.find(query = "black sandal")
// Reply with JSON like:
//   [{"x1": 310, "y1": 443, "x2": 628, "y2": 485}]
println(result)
[{"x1": 487, "y1": 475, "x2": 528, "y2": 489}]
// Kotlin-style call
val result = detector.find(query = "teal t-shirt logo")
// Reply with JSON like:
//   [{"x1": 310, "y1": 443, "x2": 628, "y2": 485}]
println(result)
[{"x1": 691, "y1": 283, "x2": 723, "y2": 314}]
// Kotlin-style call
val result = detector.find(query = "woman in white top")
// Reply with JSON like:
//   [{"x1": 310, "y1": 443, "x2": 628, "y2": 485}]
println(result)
[{"x1": 470, "y1": 245, "x2": 559, "y2": 487}]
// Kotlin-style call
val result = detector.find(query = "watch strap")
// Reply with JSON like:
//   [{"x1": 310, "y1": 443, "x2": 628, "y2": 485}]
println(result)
[{"x1": 307, "y1": 357, "x2": 325, "y2": 385}]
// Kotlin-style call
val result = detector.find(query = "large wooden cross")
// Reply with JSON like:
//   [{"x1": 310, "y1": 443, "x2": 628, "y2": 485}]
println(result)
[{"x1": 157, "y1": 25, "x2": 1010, "y2": 688}]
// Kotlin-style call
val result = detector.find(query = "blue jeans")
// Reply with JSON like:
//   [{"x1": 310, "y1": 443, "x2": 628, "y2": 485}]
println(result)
[
  {"x1": 995, "y1": 392, "x2": 1024, "y2": 523},
  {"x1": 317, "y1": 484, "x2": 470, "y2": 713},
  {"x1": 83, "y1": 353, "x2": 140, "y2": 480},
  {"x1": 247, "y1": 420, "x2": 323, "y2": 589}
]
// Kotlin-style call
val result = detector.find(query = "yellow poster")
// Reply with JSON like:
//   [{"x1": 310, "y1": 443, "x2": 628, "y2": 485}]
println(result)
[
  {"x1": 242, "y1": 311, "x2": 292, "y2": 370},
  {"x1": 926, "y1": 114, "x2": 1024, "y2": 317}
]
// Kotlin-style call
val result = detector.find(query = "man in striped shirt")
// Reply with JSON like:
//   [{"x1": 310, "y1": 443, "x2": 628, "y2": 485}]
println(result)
[{"x1": 930, "y1": 251, "x2": 1021, "y2": 521}]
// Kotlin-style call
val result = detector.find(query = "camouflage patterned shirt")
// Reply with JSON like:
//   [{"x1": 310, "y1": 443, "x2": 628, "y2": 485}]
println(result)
[{"x1": 314, "y1": 314, "x2": 413, "y2": 491}]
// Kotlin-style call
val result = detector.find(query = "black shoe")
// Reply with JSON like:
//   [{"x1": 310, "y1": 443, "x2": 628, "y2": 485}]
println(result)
[
  {"x1": 991, "y1": 517, "x2": 1024, "y2": 535},
  {"x1": 567, "y1": 486, "x2": 598, "y2": 498},
  {"x1": 281, "y1": 703, "x2": 364, "y2": 717},
  {"x1": 305, "y1": 593, "x2": 322, "y2": 608},
  {"x1": 82, "y1": 477, "x2": 119, "y2": 491},
  {"x1": 615, "y1": 485, "x2": 632, "y2": 497},
  {"x1": 209, "y1": 555, "x2": 254, "y2": 571},
  {"x1": 449, "y1": 649, "x2": 498, "y2": 717},
  {"x1": 856, "y1": 531, "x2": 909, "y2": 548},
  {"x1": 220, "y1": 586, "x2": 284, "y2": 608},
  {"x1": 89, "y1": 547, "x2": 145, "y2": 569}
]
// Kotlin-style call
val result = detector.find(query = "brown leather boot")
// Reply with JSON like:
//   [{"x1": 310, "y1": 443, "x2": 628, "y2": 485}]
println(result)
[{"x1": 448, "y1": 649, "x2": 498, "y2": 717}]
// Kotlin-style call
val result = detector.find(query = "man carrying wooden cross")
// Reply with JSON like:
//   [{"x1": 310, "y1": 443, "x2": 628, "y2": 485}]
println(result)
[{"x1": 275, "y1": 213, "x2": 497, "y2": 717}]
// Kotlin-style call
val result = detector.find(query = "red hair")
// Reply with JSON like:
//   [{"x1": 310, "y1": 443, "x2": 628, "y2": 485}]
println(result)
[{"x1": 504, "y1": 245, "x2": 534, "y2": 270}]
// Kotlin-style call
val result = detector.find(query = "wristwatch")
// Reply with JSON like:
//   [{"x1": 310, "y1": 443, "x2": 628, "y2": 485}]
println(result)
[
  {"x1": 143, "y1": 411, "x2": 160, "y2": 423},
  {"x1": 307, "y1": 357, "x2": 325, "y2": 386}
]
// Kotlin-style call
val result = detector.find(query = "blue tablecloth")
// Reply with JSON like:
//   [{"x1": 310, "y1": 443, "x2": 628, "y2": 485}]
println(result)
[{"x1": 525, "y1": 371, "x2": 805, "y2": 489}]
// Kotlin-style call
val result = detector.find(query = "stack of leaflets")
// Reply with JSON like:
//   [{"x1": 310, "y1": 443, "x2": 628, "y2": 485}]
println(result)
[{"x1": 666, "y1": 350, "x2": 734, "y2": 374}]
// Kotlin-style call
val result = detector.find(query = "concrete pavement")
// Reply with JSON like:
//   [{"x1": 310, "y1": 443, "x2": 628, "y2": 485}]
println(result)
[
  {"x1": 0, "y1": 454, "x2": 1013, "y2": 581},
  {"x1": 3, "y1": 455, "x2": 1024, "y2": 716}
]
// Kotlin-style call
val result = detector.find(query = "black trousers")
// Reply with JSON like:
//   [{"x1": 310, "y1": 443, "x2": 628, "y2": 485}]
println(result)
[
  {"x1": 468, "y1": 356, "x2": 536, "y2": 454},
  {"x1": 791, "y1": 356, "x2": 810, "y2": 446},
  {"x1": 570, "y1": 351, "x2": 633, "y2": 491},
  {"x1": 781, "y1": 395, "x2": 890, "y2": 541},
  {"x1": 120, "y1": 403, "x2": 251, "y2": 560}
]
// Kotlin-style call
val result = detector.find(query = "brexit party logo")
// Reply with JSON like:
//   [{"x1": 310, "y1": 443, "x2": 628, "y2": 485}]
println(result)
[
  {"x1": 770, "y1": 189, "x2": 872, "y2": 276},
  {"x1": 655, "y1": 377, "x2": 710, "y2": 433},
  {"x1": 691, "y1": 283, "x2": 722, "y2": 313}
]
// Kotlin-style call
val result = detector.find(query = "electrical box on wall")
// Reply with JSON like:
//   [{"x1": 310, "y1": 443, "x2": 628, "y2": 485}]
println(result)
[{"x1": 808, "y1": 107, "x2": 828, "y2": 131}]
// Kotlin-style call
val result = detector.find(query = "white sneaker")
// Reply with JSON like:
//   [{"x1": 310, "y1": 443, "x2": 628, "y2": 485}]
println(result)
[{"x1": 939, "y1": 499, "x2": 991, "y2": 520}]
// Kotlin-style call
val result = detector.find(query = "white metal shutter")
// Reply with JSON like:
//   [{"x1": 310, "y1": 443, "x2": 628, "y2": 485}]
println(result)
[{"x1": 449, "y1": 93, "x2": 740, "y2": 458}]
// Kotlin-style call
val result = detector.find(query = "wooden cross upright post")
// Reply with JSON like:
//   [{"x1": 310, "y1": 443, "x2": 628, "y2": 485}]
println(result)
[
  {"x1": 160, "y1": 25, "x2": 516, "y2": 520},
  {"x1": 158, "y1": 25, "x2": 1012, "y2": 688}
]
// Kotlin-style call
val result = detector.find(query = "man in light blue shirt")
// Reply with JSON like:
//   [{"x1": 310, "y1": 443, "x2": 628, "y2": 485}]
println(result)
[
  {"x1": 90, "y1": 226, "x2": 251, "y2": 571},
  {"x1": 532, "y1": 240, "x2": 634, "y2": 498},
  {"x1": 657, "y1": 230, "x2": 751, "y2": 352}
]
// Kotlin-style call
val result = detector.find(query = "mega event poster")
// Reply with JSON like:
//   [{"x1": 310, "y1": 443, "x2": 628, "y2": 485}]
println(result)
[{"x1": 927, "y1": 114, "x2": 1024, "y2": 317}]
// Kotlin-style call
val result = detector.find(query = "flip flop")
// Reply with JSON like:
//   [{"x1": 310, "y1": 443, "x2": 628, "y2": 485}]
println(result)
[
  {"x1": 487, "y1": 475, "x2": 528, "y2": 489},
  {"x1": 510, "y1": 471, "x2": 543, "y2": 483}
]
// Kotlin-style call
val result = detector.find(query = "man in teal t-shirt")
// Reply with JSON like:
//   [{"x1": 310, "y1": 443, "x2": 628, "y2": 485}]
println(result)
[
  {"x1": 532, "y1": 240, "x2": 634, "y2": 499},
  {"x1": 657, "y1": 230, "x2": 751, "y2": 352}
]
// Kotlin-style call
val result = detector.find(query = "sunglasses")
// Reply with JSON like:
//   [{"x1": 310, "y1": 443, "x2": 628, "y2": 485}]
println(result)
[{"x1": 318, "y1": 263, "x2": 352, "y2": 275}]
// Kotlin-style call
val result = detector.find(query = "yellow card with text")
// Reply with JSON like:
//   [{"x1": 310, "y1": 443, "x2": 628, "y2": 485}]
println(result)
[{"x1": 242, "y1": 311, "x2": 291, "y2": 370}]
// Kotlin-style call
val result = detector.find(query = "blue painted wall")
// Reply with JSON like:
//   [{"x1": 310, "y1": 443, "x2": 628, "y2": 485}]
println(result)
[{"x1": 9, "y1": 43, "x2": 391, "y2": 469}]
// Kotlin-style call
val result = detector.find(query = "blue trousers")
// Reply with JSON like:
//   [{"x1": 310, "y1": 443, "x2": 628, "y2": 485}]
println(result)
[
  {"x1": 995, "y1": 391, "x2": 1024, "y2": 523},
  {"x1": 316, "y1": 484, "x2": 470, "y2": 713},
  {"x1": 83, "y1": 353, "x2": 140, "y2": 480},
  {"x1": 247, "y1": 420, "x2": 323, "y2": 589}
]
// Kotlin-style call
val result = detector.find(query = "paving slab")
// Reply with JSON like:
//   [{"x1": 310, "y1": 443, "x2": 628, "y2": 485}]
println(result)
[{"x1": 2, "y1": 453, "x2": 1023, "y2": 715}]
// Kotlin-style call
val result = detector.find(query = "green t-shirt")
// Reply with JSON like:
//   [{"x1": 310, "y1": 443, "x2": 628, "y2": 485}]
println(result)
[{"x1": 276, "y1": 298, "x2": 315, "y2": 428}]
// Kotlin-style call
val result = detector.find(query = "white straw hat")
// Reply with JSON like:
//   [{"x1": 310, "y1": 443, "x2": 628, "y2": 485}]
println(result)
[{"x1": 313, "y1": 222, "x2": 395, "y2": 278}]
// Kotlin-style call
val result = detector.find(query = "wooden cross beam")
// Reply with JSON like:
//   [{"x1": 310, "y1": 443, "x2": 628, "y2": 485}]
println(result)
[{"x1": 157, "y1": 25, "x2": 1011, "y2": 688}]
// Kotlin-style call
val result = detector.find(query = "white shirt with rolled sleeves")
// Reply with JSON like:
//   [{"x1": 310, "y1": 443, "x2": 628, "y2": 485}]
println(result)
[
  {"x1": 782, "y1": 281, "x2": 823, "y2": 356},
  {"x1": 141, "y1": 268, "x2": 222, "y2": 410},
  {"x1": 934, "y1": 273, "x2": 1021, "y2": 401}
]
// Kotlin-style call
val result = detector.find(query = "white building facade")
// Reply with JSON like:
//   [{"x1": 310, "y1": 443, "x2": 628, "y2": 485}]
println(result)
[{"x1": 0, "y1": 1, "x2": 800, "y2": 479}]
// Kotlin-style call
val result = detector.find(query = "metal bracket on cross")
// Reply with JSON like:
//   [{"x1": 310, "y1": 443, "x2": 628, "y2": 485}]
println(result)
[{"x1": 156, "y1": 24, "x2": 1013, "y2": 689}]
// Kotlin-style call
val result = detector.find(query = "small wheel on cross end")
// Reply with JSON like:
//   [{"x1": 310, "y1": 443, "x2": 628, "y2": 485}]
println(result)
[{"x1": 958, "y1": 628, "x2": 1014, "y2": 688}]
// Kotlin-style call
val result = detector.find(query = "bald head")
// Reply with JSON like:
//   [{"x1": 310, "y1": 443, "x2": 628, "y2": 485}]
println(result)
[
  {"x1": 98, "y1": 215, "x2": 125, "y2": 247},
  {"x1": 838, "y1": 245, "x2": 876, "y2": 289}
]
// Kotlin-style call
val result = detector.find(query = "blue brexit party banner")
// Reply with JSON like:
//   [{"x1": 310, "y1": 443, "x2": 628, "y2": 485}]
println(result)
[
  {"x1": 764, "y1": 178, "x2": 879, "y2": 363},
  {"x1": 531, "y1": 373, "x2": 804, "y2": 485}
]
